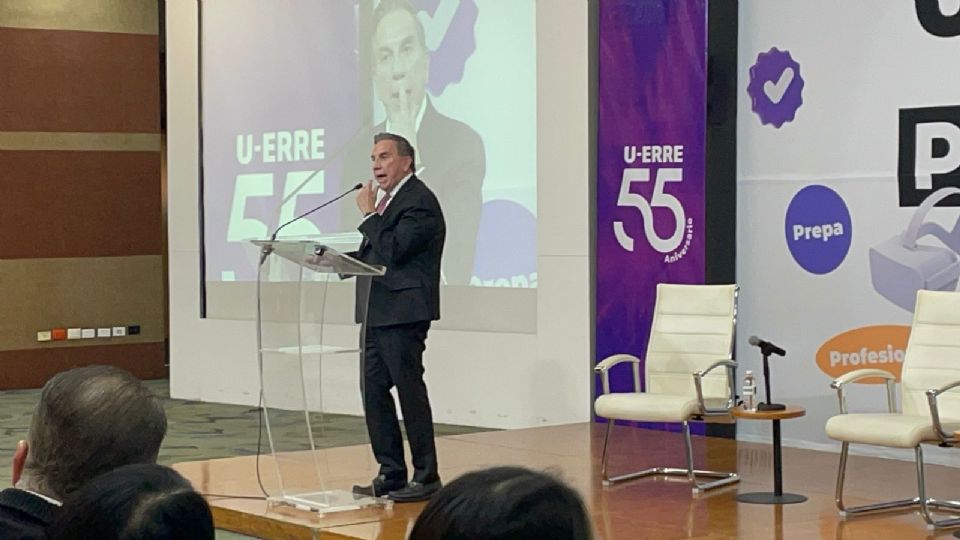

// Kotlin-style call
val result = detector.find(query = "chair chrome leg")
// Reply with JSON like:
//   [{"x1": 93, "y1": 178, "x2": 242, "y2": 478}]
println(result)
[
  {"x1": 834, "y1": 443, "x2": 960, "y2": 530},
  {"x1": 834, "y1": 441, "x2": 917, "y2": 517},
  {"x1": 918, "y1": 445, "x2": 931, "y2": 526},
  {"x1": 600, "y1": 420, "x2": 738, "y2": 493},
  {"x1": 602, "y1": 422, "x2": 660, "y2": 485},
  {"x1": 683, "y1": 421, "x2": 696, "y2": 482},
  {"x1": 835, "y1": 441, "x2": 849, "y2": 514},
  {"x1": 601, "y1": 420, "x2": 613, "y2": 485},
  {"x1": 915, "y1": 445, "x2": 960, "y2": 530},
  {"x1": 683, "y1": 421, "x2": 739, "y2": 493}
]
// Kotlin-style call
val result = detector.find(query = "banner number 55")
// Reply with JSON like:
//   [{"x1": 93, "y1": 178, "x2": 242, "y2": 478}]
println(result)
[{"x1": 613, "y1": 167, "x2": 685, "y2": 253}]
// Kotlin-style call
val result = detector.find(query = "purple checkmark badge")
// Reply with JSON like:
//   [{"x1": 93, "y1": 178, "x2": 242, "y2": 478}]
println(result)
[
  {"x1": 747, "y1": 47, "x2": 804, "y2": 128},
  {"x1": 413, "y1": 0, "x2": 478, "y2": 97}
]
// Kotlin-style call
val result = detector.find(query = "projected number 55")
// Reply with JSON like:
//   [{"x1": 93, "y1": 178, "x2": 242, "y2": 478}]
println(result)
[
  {"x1": 613, "y1": 167, "x2": 685, "y2": 253},
  {"x1": 226, "y1": 170, "x2": 327, "y2": 242}
]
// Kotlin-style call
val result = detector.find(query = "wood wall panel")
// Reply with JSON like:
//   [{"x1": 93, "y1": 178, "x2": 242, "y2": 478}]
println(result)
[
  {"x1": 0, "y1": 26, "x2": 159, "y2": 133},
  {"x1": 0, "y1": 132, "x2": 161, "y2": 152},
  {"x1": 0, "y1": 0, "x2": 158, "y2": 35},
  {"x1": 0, "y1": 342, "x2": 166, "y2": 389},
  {"x1": 0, "y1": 150, "x2": 162, "y2": 259},
  {"x1": 0, "y1": 2, "x2": 165, "y2": 390},
  {"x1": 0, "y1": 256, "x2": 165, "y2": 351}
]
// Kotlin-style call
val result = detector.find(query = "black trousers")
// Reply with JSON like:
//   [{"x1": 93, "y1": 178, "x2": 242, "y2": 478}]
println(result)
[{"x1": 362, "y1": 321, "x2": 438, "y2": 484}]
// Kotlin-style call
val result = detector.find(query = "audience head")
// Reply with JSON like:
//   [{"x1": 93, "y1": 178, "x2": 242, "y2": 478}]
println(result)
[
  {"x1": 46, "y1": 464, "x2": 214, "y2": 540},
  {"x1": 13, "y1": 365, "x2": 167, "y2": 499},
  {"x1": 408, "y1": 466, "x2": 593, "y2": 540}
]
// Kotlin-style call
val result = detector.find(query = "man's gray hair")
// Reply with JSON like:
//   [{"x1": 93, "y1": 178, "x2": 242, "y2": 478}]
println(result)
[
  {"x1": 372, "y1": 0, "x2": 427, "y2": 51},
  {"x1": 375, "y1": 132, "x2": 416, "y2": 173},
  {"x1": 23, "y1": 365, "x2": 167, "y2": 498}
]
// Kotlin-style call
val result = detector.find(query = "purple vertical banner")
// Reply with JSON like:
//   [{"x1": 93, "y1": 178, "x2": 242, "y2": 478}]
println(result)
[{"x1": 596, "y1": 0, "x2": 708, "y2": 419}]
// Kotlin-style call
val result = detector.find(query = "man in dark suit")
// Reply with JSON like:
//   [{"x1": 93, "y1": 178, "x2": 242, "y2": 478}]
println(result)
[
  {"x1": 341, "y1": 0, "x2": 484, "y2": 285},
  {"x1": 351, "y1": 132, "x2": 445, "y2": 503},
  {"x1": 0, "y1": 366, "x2": 167, "y2": 538}
]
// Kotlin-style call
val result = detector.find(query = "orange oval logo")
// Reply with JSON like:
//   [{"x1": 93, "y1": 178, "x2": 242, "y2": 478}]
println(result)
[{"x1": 815, "y1": 325, "x2": 911, "y2": 383}]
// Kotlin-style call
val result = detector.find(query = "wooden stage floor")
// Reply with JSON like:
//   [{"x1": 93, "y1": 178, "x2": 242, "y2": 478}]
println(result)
[{"x1": 174, "y1": 423, "x2": 960, "y2": 539}]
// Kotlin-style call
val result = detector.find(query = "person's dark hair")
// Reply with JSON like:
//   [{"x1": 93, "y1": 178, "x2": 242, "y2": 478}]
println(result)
[
  {"x1": 372, "y1": 0, "x2": 427, "y2": 51},
  {"x1": 23, "y1": 365, "x2": 167, "y2": 498},
  {"x1": 46, "y1": 464, "x2": 214, "y2": 540},
  {"x1": 408, "y1": 466, "x2": 593, "y2": 540},
  {"x1": 375, "y1": 132, "x2": 417, "y2": 172}
]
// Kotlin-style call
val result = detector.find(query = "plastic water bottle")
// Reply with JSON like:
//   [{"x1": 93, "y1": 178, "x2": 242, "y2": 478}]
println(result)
[{"x1": 742, "y1": 370, "x2": 757, "y2": 411}]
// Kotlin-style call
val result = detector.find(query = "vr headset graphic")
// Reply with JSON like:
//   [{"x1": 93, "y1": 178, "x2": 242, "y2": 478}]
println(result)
[{"x1": 870, "y1": 187, "x2": 960, "y2": 311}]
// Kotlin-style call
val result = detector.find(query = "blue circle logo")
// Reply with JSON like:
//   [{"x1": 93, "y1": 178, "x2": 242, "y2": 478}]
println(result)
[{"x1": 784, "y1": 185, "x2": 852, "y2": 274}]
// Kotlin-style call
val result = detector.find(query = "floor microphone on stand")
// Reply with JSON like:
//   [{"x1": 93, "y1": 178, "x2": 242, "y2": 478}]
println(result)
[
  {"x1": 748, "y1": 336, "x2": 787, "y2": 411},
  {"x1": 748, "y1": 336, "x2": 786, "y2": 357}
]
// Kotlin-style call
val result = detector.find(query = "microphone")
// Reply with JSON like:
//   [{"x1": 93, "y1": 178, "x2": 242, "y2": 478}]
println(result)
[
  {"x1": 259, "y1": 182, "x2": 364, "y2": 265},
  {"x1": 748, "y1": 336, "x2": 786, "y2": 357}
]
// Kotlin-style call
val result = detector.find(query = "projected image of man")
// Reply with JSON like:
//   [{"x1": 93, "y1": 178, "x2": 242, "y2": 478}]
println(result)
[
  {"x1": 343, "y1": 0, "x2": 485, "y2": 286},
  {"x1": 372, "y1": 0, "x2": 428, "y2": 156}
]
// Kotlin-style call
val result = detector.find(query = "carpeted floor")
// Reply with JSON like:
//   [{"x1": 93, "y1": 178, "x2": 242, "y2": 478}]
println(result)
[{"x1": 0, "y1": 379, "x2": 491, "y2": 539}]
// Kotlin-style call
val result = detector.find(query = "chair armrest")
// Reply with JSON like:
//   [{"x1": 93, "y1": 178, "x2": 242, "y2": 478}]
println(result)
[
  {"x1": 925, "y1": 380, "x2": 960, "y2": 443},
  {"x1": 692, "y1": 359, "x2": 737, "y2": 416},
  {"x1": 594, "y1": 354, "x2": 640, "y2": 373},
  {"x1": 831, "y1": 369, "x2": 896, "y2": 388},
  {"x1": 594, "y1": 354, "x2": 641, "y2": 395},
  {"x1": 927, "y1": 380, "x2": 960, "y2": 397},
  {"x1": 694, "y1": 359, "x2": 737, "y2": 379},
  {"x1": 830, "y1": 368, "x2": 897, "y2": 414}
]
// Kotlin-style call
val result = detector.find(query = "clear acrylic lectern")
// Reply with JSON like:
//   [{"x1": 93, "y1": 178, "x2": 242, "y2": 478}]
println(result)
[{"x1": 251, "y1": 239, "x2": 386, "y2": 513}]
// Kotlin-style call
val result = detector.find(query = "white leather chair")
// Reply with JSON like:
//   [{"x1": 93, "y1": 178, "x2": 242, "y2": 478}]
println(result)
[
  {"x1": 594, "y1": 283, "x2": 739, "y2": 493},
  {"x1": 826, "y1": 289, "x2": 960, "y2": 529}
]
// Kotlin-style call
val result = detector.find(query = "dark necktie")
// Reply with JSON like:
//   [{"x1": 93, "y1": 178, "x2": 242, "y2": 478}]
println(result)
[{"x1": 376, "y1": 193, "x2": 392, "y2": 215}]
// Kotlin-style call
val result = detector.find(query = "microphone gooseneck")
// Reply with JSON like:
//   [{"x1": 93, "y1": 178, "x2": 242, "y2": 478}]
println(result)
[
  {"x1": 269, "y1": 182, "x2": 364, "y2": 241},
  {"x1": 258, "y1": 182, "x2": 365, "y2": 266}
]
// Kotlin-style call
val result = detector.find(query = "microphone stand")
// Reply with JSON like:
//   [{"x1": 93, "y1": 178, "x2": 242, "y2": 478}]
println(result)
[{"x1": 757, "y1": 348, "x2": 785, "y2": 411}]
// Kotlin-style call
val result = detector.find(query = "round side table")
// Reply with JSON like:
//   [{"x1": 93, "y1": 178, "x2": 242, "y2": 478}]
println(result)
[{"x1": 732, "y1": 405, "x2": 807, "y2": 504}]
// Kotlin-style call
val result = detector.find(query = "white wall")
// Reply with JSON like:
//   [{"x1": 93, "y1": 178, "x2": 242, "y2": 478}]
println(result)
[{"x1": 165, "y1": 0, "x2": 592, "y2": 429}]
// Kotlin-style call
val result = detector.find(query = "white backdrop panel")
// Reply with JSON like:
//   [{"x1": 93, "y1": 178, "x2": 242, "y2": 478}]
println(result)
[{"x1": 737, "y1": 0, "x2": 960, "y2": 466}]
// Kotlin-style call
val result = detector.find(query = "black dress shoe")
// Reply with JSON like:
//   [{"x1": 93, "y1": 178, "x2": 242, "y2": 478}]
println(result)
[
  {"x1": 352, "y1": 475, "x2": 407, "y2": 497},
  {"x1": 388, "y1": 479, "x2": 442, "y2": 502}
]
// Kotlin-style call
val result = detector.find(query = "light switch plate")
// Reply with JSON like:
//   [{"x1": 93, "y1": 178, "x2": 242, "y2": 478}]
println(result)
[
  {"x1": 37, "y1": 331, "x2": 52, "y2": 342},
  {"x1": 97, "y1": 328, "x2": 111, "y2": 338},
  {"x1": 67, "y1": 328, "x2": 82, "y2": 340},
  {"x1": 81, "y1": 328, "x2": 96, "y2": 339}
]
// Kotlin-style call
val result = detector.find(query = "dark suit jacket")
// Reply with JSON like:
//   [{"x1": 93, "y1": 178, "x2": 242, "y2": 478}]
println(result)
[
  {"x1": 0, "y1": 488, "x2": 58, "y2": 539},
  {"x1": 343, "y1": 100, "x2": 483, "y2": 285},
  {"x1": 354, "y1": 175, "x2": 445, "y2": 327}
]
